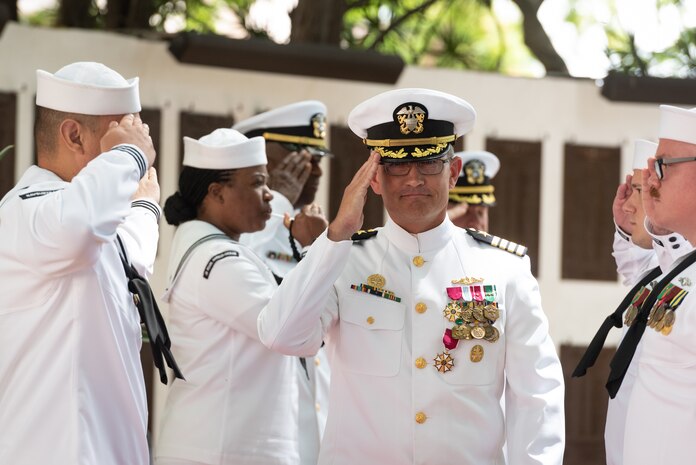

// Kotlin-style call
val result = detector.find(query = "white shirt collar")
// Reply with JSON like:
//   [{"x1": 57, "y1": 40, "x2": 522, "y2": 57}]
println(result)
[{"x1": 382, "y1": 214, "x2": 454, "y2": 255}]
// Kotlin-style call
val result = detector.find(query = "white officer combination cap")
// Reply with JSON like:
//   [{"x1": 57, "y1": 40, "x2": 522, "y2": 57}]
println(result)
[
  {"x1": 183, "y1": 128, "x2": 266, "y2": 170},
  {"x1": 632, "y1": 139, "x2": 657, "y2": 170},
  {"x1": 658, "y1": 105, "x2": 696, "y2": 146},
  {"x1": 232, "y1": 100, "x2": 329, "y2": 151},
  {"x1": 450, "y1": 151, "x2": 499, "y2": 206},
  {"x1": 347, "y1": 88, "x2": 476, "y2": 161},
  {"x1": 36, "y1": 62, "x2": 141, "y2": 115}
]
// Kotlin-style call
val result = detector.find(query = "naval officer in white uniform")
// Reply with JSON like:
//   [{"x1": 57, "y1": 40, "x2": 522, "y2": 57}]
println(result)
[
  {"x1": 448, "y1": 150, "x2": 500, "y2": 232},
  {"x1": 0, "y1": 62, "x2": 159, "y2": 465},
  {"x1": 258, "y1": 88, "x2": 565, "y2": 465},
  {"x1": 235, "y1": 102, "x2": 332, "y2": 465},
  {"x1": 619, "y1": 105, "x2": 696, "y2": 465},
  {"x1": 156, "y1": 129, "x2": 303, "y2": 465}
]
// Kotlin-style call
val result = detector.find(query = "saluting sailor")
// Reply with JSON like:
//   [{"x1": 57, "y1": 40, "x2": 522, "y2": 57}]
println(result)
[
  {"x1": 258, "y1": 88, "x2": 565, "y2": 465},
  {"x1": 448, "y1": 150, "x2": 500, "y2": 232},
  {"x1": 616, "y1": 105, "x2": 696, "y2": 465},
  {"x1": 0, "y1": 62, "x2": 160, "y2": 465},
  {"x1": 156, "y1": 129, "x2": 306, "y2": 465},
  {"x1": 235, "y1": 101, "x2": 331, "y2": 465}
]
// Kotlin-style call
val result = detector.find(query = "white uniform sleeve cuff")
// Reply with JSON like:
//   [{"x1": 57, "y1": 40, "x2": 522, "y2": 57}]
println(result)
[
  {"x1": 111, "y1": 144, "x2": 147, "y2": 178},
  {"x1": 131, "y1": 199, "x2": 161, "y2": 222}
]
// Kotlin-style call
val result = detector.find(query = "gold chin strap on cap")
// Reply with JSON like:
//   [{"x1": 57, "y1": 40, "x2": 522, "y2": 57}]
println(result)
[
  {"x1": 450, "y1": 185, "x2": 495, "y2": 194},
  {"x1": 262, "y1": 132, "x2": 327, "y2": 148},
  {"x1": 363, "y1": 135, "x2": 455, "y2": 148}
]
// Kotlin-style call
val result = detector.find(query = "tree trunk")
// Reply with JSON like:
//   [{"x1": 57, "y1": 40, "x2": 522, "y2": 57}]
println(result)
[
  {"x1": 290, "y1": 0, "x2": 348, "y2": 44},
  {"x1": 105, "y1": 0, "x2": 155, "y2": 30},
  {"x1": 58, "y1": 0, "x2": 97, "y2": 27},
  {"x1": 510, "y1": 0, "x2": 569, "y2": 75}
]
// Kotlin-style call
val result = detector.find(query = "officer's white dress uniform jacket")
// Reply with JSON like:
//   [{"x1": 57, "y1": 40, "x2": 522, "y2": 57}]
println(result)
[
  {"x1": 156, "y1": 220, "x2": 300, "y2": 465},
  {"x1": 240, "y1": 189, "x2": 331, "y2": 465},
  {"x1": 258, "y1": 216, "x2": 565, "y2": 465},
  {"x1": 605, "y1": 224, "x2": 692, "y2": 465},
  {"x1": 0, "y1": 146, "x2": 158, "y2": 465}
]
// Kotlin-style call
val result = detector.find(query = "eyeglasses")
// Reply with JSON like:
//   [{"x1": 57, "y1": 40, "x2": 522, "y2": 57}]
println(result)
[
  {"x1": 381, "y1": 157, "x2": 452, "y2": 176},
  {"x1": 654, "y1": 156, "x2": 696, "y2": 180},
  {"x1": 280, "y1": 143, "x2": 332, "y2": 158}
]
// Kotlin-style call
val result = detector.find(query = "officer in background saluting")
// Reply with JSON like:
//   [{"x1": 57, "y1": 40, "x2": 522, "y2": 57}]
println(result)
[
  {"x1": 258, "y1": 88, "x2": 564, "y2": 465},
  {"x1": 0, "y1": 62, "x2": 160, "y2": 465},
  {"x1": 234, "y1": 102, "x2": 331, "y2": 465},
  {"x1": 448, "y1": 150, "x2": 500, "y2": 232}
]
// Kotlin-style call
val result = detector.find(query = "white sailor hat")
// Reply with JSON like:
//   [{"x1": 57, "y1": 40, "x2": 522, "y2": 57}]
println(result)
[
  {"x1": 658, "y1": 105, "x2": 696, "y2": 145},
  {"x1": 183, "y1": 128, "x2": 266, "y2": 170},
  {"x1": 232, "y1": 100, "x2": 329, "y2": 152},
  {"x1": 36, "y1": 62, "x2": 140, "y2": 115},
  {"x1": 449, "y1": 151, "x2": 499, "y2": 206},
  {"x1": 632, "y1": 139, "x2": 657, "y2": 170},
  {"x1": 348, "y1": 88, "x2": 476, "y2": 162}
]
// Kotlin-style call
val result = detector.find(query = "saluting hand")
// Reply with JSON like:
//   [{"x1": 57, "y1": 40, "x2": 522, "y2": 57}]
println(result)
[
  {"x1": 100, "y1": 114, "x2": 156, "y2": 168},
  {"x1": 285, "y1": 203, "x2": 328, "y2": 247},
  {"x1": 613, "y1": 174, "x2": 634, "y2": 234},
  {"x1": 268, "y1": 151, "x2": 312, "y2": 206},
  {"x1": 327, "y1": 151, "x2": 380, "y2": 242},
  {"x1": 447, "y1": 202, "x2": 469, "y2": 221},
  {"x1": 133, "y1": 167, "x2": 161, "y2": 204}
]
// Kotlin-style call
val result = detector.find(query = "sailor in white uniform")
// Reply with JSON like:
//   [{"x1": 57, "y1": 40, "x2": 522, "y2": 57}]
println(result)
[
  {"x1": 258, "y1": 88, "x2": 565, "y2": 465},
  {"x1": 235, "y1": 102, "x2": 332, "y2": 465},
  {"x1": 155, "y1": 129, "x2": 302, "y2": 465},
  {"x1": 0, "y1": 62, "x2": 160, "y2": 465},
  {"x1": 619, "y1": 105, "x2": 696, "y2": 465}
]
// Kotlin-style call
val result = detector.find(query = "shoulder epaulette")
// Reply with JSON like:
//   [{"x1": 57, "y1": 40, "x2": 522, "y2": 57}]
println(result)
[
  {"x1": 465, "y1": 228, "x2": 527, "y2": 257},
  {"x1": 351, "y1": 229, "x2": 378, "y2": 242}
]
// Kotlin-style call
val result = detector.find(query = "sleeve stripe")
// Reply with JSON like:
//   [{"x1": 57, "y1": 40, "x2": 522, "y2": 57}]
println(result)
[
  {"x1": 113, "y1": 144, "x2": 146, "y2": 178},
  {"x1": 131, "y1": 200, "x2": 161, "y2": 222}
]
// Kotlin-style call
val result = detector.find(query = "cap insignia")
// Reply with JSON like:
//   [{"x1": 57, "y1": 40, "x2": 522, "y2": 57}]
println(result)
[
  {"x1": 465, "y1": 160, "x2": 485, "y2": 185},
  {"x1": 394, "y1": 103, "x2": 427, "y2": 135},
  {"x1": 311, "y1": 113, "x2": 327, "y2": 139}
]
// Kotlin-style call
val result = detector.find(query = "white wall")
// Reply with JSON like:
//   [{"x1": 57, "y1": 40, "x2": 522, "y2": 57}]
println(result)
[{"x1": 0, "y1": 22, "x2": 665, "y2": 432}]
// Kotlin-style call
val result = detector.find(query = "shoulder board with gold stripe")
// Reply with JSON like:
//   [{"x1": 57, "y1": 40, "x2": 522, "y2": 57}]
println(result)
[
  {"x1": 351, "y1": 229, "x2": 378, "y2": 242},
  {"x1": 465, "y1": 228, "x2": 527, "y2": 257}
]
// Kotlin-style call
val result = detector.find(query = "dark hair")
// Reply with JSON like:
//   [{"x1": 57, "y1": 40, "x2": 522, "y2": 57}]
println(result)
[
  {"x1": 163, "y1": 166, "x2": 236, "y2": 226},
  {"x1": 34, "y1": 106, "x2": 99, "y2": 159}
]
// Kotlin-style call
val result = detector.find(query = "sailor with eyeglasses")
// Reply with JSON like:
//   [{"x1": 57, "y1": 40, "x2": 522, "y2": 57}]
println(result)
[{"x1": 258, "y1": 88, "x2": 565, "y2": 465}]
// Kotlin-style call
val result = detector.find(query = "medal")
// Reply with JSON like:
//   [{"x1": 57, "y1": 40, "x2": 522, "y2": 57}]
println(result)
[
  {"x1": 367, "y1": 274, "x2": 386, "y2": 289},
  {"x1": 434, "y1": 351, "x2": 455, "y2": 373},
  {"x1": 471, "y1": 325, "x2": 486, "y2": 339},
  {"x1": 443, "y1": 301, "x2": 464, "y2": 322},
  {"x1": 483, "y1": 304, "x2": 499, "y2": 321},
  {"x1": 470, "y1": 344, "x2": 484, "y2": 363},
  {"x1": 452, "y1": 325, "x2": 471, "y2": 340},
  {"x1": 485, "y1": 326, "x2": 500, "y2": 343}
]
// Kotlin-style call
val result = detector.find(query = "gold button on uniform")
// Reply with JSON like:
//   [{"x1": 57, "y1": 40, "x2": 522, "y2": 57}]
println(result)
[
  {"x1": 366, "y1": 316, "x2": 375, "y2": 325},
  {"x1": 413, "y1": 256, "x2": 425, "y2": 267},
  {"x1": 415, "y1": 302, "x2": 427, "y2": 314},
  {"x1": 314, "y1": 357, "x2": 321, "y2": 366},
  {"x1": 315, "y1": 402, "x2": 321, "y2": 412},
  {"x1": 415, "y1": 412, "x2": 427, "y2": 424},
  {"x1": 415, "y1": 357, "x2": 427, "y2": 369}
]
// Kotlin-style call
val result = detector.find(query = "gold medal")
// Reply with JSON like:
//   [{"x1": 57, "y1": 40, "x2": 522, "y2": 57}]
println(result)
[
  {"x1": 452, "y1": 325, "x2": 471, "y2": 340},
  {"x1": 433, "y1": 351, "x2": 455, "y2": 373},
  {"x1": 461, "y1": 305, "x2": 474, "y2": 322},
  {"x1": 625, "y1": 305, "x2": 637, "y2": 326},
  {"x1": 651, "y1": 305, "x2": 666, "y2": 328},
  {"x1": 367, "y1": 274, "x2": 386, "y2": 289},
  {"x1": 470, "y1": 344, "x2": 484, "y2": 363},
  {"x1": 663, "y1": 309, "x2": 676, "y2": 328},
  {"x1": 661, "y1": 324, "x2": 674, "y2": 336},
  {"x1": 443, "y1": 301, "x2": 464, "y2": 322},
  {"x1": 483, "y1": 305, "x2": 499, "y2": 321},
  {"x1": 471, "y1": 325, "x2": 486, "y2": 339},
  {"x1": 473, "y1": 305, "x2": 486, "y2": 322},
  {"x1": 485, "y1": 326, "x2": 500, "y2": 343}
]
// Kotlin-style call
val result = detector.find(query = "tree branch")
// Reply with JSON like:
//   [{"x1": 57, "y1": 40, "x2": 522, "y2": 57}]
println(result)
[{"x1": 367, "y1": 0, "x2": 440, "y2": 50}]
